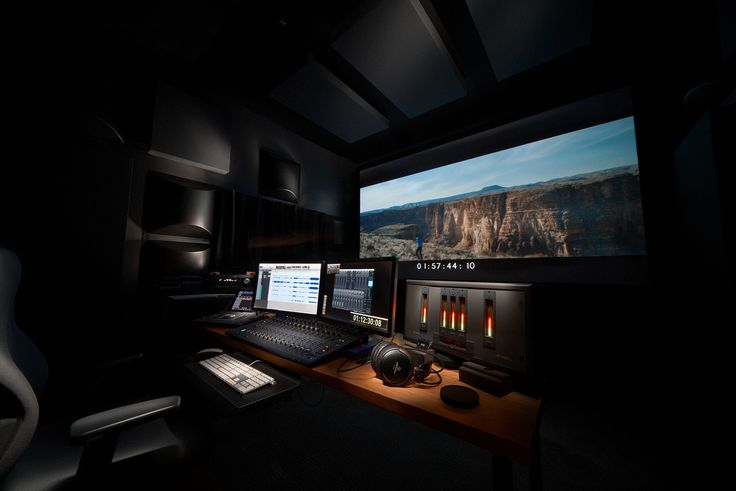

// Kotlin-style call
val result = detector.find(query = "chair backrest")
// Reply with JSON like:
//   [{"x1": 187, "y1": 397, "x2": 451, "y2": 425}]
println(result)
[{"x1": 0, "y1": 248, "x2": 48, "y2": 478}]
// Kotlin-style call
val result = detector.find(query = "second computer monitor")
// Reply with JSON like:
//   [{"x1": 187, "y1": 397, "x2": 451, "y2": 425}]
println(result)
[
  {"x1": 230, "y1": 290, "x2": 255, "y2": 311},
  {"x1": 253, "y1": 262, "x2": 322, "y2": 315},
  {"x1": 320, "y1": 257, "x2": 397, "y2": 335}
]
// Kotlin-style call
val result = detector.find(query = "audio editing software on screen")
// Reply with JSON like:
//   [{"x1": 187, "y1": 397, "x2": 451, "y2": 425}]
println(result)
[
  {"x1": 321, "y1": 258, "x2": 396, "y2": 335},
  {"x1": 230, "y1": 290, "x2": 255, "y2": 311},
  {"x1": 254, "y1": 263, "x2": 322, "y2": 315},
  {"x1": 331, "y1": 268, "x2": 374, "y2": 314}
]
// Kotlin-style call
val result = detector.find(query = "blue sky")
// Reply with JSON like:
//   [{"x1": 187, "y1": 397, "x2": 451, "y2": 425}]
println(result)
[{"x1": 360, "y1": 116, "x2": 638, "y2": 213}]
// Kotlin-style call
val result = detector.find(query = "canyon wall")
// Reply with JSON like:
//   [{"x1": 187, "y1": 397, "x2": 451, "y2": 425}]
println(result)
[{"x1": 360, "y1": 166, "x2": 646, "y2": 259}]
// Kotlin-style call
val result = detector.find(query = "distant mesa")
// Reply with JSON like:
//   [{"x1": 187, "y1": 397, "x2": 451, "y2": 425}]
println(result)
[
  {"x1": 363, "y1": 165, "x2": 639, "y2": 216},
  {"x1": 476, "y1": 184, "x2": 505, "y2": 194},
  {"x1": 371, "y1": 184, "x2": 508, "y2": 214}
]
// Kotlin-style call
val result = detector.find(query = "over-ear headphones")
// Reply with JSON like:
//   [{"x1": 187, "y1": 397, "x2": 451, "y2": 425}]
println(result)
[{"x1": 370, "y1": 341, "x2": 438, "y2": 386}]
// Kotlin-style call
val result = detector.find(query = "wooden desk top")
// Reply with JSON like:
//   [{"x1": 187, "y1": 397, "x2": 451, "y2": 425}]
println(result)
[{"x1": 205, "y1": 327, "x2": 542, "y2": 465}]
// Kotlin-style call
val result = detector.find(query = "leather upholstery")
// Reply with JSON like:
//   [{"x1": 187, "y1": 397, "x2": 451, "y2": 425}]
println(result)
[{"x1": 0, "y1": 248, "x2": 47, "y2": 477}]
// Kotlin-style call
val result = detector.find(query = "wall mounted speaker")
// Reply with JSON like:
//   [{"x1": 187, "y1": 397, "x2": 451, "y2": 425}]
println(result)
[
  {"x1": 142, "y1": 171, "x2": 218, "y2": 238},
  {"x1": 258, "y1": 150, "x2": 300, "y2": 203},
  {"x1": 139, "y1": 171, "x2": 224, "y2": 296}
]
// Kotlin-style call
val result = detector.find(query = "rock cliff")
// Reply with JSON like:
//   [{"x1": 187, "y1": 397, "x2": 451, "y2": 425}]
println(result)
[{"x1": 360, "y1": 166, "x2": 645, "y2": 259}]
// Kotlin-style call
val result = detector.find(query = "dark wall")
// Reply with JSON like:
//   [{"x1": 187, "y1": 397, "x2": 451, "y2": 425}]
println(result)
[
  {"x1": 4, "y1": 15, "x2": 359, "y2": 369},
  {"x1": 529, "y1": 67, "x2": 734, "y2": 479}
]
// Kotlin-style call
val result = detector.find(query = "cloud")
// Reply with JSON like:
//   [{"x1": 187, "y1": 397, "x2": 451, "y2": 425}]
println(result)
[{"x1": 360, "y1": 117, "x2": 637, "y2": 213}]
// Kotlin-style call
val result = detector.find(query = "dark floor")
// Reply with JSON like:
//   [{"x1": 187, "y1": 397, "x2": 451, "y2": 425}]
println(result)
[
  {"x1": 28, "y1": 315, "x2": 735, "y2": 491},
  {"x1": 161, "y1": 373, "x2": 732, "y2": 491}
]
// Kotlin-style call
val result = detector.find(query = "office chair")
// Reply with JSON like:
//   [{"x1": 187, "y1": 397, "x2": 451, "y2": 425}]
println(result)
[{"x1": 0, "y1": 248, "x2": 209, "y2": 490}]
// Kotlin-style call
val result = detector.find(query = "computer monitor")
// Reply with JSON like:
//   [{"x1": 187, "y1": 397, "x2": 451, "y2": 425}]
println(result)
[
  {"x1": 253, "y1": 262, "x2": 322, "y2": 315},
  {"x1": 230, "y1": 290, "x2": 255, "y2": 311},
  {"x1": 320, "y1": 257, "x2": 397, "y2": 335}
]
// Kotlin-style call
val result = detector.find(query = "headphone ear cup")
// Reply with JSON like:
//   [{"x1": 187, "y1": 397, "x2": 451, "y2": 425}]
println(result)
[
  {"x1": 370, "y1": 341, "x2": 392, "y2": 376},
  {"x1": 378, "y1": 346, "x2": 413, "y2": 387},
  {"x1": 372, "y1": 341, "x2": 398, "y2": 377}
]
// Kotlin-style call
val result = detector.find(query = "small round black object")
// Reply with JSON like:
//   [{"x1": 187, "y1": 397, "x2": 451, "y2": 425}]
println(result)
[{"x1": 440, "y1": 385, "x2": 479, "y2": 409}]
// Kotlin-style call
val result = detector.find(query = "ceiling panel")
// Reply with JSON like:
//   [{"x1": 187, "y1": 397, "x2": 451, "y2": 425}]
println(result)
[
  {"x1": 332, "y1": 0, "x2": 466, "y2": 118},
  {"x1": 466, "y1": 0, "x2": 593, "y2": 81},
  {"x1": 269, "y1": 60, "x2": 389, "y2": 143}
]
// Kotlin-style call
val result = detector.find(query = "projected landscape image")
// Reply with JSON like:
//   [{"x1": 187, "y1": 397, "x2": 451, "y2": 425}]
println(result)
[{"x1": 360, "y1": 117, "x2": 646, "y2": 261}]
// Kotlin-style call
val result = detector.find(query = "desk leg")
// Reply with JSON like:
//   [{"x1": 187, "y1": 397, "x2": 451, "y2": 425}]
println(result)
[{"x1": 492, "y1": 454, "x2": 513, "y2": 491}]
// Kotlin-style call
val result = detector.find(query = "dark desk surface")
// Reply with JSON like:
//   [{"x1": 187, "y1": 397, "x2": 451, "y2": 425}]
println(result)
[{"x1": 205, "y1": 327, "x2": 542, "y2": 466}]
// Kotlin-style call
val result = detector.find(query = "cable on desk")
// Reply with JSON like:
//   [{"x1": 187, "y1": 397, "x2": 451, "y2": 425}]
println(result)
[
  {"x1": 418, "y1": 368, "x2": 443, "y2": 386},
  {"x1": 249, "y1": 359, "x2": 262, "y2": 366},
  {"x1": 416, "y1": 355, "x2": 444, "y2": 386},
  {"x1": 336, "y1": 357, "x2": 371, "y2": 373}
]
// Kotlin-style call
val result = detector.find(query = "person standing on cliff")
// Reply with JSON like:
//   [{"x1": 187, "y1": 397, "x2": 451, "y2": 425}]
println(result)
[{"x1": 415, "y1": 234, "x2": 424, "y2": 260}]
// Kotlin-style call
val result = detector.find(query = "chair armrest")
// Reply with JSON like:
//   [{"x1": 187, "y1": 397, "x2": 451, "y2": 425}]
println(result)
[{"x1": 69, "y1": 395, "x2": 181, "y2": 442}]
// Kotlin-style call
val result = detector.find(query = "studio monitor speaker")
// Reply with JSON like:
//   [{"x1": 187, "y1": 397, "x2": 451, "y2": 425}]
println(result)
[
  {"x1": 258, "y1": 150, "x2": 300, "y2": 203},
  {"x1": 142, "y1": 171, "x2": 217, "y2": 238}
]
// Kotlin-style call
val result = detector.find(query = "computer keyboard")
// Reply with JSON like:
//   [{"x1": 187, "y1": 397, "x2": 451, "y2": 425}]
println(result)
[
  {"x1": 199, "y1": 353, "x2": 275, "y2": 394},
  {"x1": 226, "y1": 314, "x2": 364, "y2": 366}
]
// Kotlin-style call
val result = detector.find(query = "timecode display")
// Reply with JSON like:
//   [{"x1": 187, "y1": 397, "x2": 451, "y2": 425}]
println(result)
[
  {"x1": 415, "y1": 261, "x2": 476, "y2": 271},
  {"x1": 351, "y1": 313, "x2": 385, "y2": 329}
]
